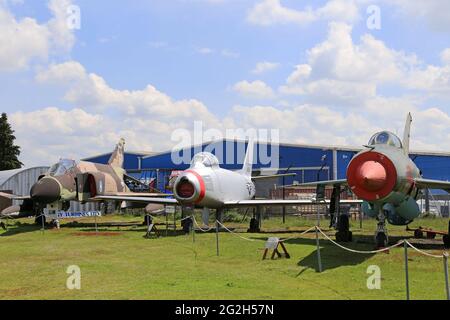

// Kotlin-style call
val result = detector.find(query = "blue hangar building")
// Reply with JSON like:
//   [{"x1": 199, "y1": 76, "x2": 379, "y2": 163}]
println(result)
[{"x1": 84, "y1": 139, "x2": 450, "y2": 196}]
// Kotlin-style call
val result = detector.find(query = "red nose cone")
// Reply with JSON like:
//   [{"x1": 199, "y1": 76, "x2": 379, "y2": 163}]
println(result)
[
  {"x1": 347, "y1": 151, "x2": 397, "y2": 202},
  {"x1": 356, "y1": 161, "x2": 387, "y2": 192}
]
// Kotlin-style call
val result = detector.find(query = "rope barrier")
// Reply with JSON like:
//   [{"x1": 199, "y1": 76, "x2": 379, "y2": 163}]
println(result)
[
  {"x1": 279, "y1": 226, "x2": 317, "y2": 242},
  {"x1": 216, "y1": 220, "x2": 256, "y2": 242},
  {"x1": 405, "y1": 240, "x2": 444, "y2": 259},
  {"x1": 192, "y1": 216, "x2": 214, "y2": 232},
  {"x1": 316, "y1": 227, "x2": 405, "y2": 254}
]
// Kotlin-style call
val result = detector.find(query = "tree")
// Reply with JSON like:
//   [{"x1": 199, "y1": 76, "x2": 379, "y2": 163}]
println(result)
[{"x1": 0, "y1": 113, "x2": 23, "y2": 170}]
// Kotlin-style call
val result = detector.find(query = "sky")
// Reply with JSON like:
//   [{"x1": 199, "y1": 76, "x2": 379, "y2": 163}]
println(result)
[{"x1": 1, "y1": 0, "x2": 450, "y2": 166}]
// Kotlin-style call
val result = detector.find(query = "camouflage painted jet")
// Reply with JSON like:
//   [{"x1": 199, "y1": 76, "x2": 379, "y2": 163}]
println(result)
[
  {"x1": 96, "y1": 139, "x2": 360, "y2": 225},
  {"x1": 289, "y1": 113, "x2": 450, "y2": 248},
  {"x1": 0, "y1": 139, "x2": 167, "y2": 225}
]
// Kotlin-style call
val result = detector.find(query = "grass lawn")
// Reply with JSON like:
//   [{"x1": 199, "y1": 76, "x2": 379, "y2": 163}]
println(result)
[{"x1": 0, "y1": 214, "x2": 448, "y2": 300}]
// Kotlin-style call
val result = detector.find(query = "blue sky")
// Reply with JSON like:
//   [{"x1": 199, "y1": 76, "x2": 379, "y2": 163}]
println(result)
[{"x1": 1, "y1": 0, "x2": 450, "y2": 166}]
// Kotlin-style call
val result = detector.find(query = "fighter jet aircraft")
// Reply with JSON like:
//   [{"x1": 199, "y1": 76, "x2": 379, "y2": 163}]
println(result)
[
  {"x1": 96, "y1": 139, "x2": 360, "y2": 225},
  {"x1": 288, "y1": 113, "x2": 450, "y2": 248},
  {"x1": 0, "y1": 138, "x2": 168, "y2": 225}
]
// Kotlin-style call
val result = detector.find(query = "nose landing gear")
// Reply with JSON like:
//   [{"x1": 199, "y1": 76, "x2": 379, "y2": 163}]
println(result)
[
  {"x1": 375, "y1": 210, "x2": 389, "y2": 248},
  {"x1": 443, "y1": 220, "x2": 450, "y2": 249}
]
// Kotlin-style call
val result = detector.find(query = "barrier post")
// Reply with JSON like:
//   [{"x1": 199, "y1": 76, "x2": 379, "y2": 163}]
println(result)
[
  {"x1": 192, "y1": 217, "x2": 195, "y2": 244},
  {"x1": 216, "y1": 220, "x2": 220, "y2": 257},
  {"x1": 315, "y1": 226, "x2": 323, "y2": 273},
  {"x1": 444, "y1": 252, "x2": 449, "y2": 300},
  {"x1": 165, "y1": 211, "x2": 168, "y2": 237},
  {"x1": 404, "y1": 241, "x2": 410, "y2": 300},
  {"x1": 94, "y1": 214, "x2": 98, "y2": 234},
  {"x1": 359, "y1": 206, "x2": 363, "y2": 229},
  {"x1": 41, "y1": 214, "x2": 45, "y2": 234}
]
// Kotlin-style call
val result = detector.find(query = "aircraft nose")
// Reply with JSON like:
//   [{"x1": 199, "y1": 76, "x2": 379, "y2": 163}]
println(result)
[
  {"x1": 30, "y1": 178, "x2": 61, "y2": 204},
  {"x1": 174, "y1": 170, "x2": 205, "y2": 204},
  {"x1": 355, "y1": 161, "x2": 387, "y2": 192}
]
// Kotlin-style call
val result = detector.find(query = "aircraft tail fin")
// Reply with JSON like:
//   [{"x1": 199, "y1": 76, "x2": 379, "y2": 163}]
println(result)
[
  {"x1": 241, "y1": 138, "x2": 254, "y2": 177},
  {"x1": 402, "y1": 112, "x2": 412, "y2": 155},
  {"x1": 108, "y1": 138, "x2": 125, "y2": 168}
]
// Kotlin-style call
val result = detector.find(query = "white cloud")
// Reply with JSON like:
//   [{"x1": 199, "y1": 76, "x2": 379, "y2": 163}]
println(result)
[
  {"x1": 387, "y1": 0, "x2": 450, "y2": 33},
  {"x1": 252, "y1": 61, "x2": 280, "y2": 74},
  {"x1": 36, "y1": 61, "x2": 219, "y2": 122},
  {"x1": 196, "y1": 47, "x2": 214, "y2": 55},
  {"x1": 247, "y1": 0, "x2": 360, "y2": 27},
  {"x1": 221, "y1": 49, "x2": 240, "y2": 59},
  {"x1": 279, "y1": 22, "x2": 450, "y2": 105},
  {"x1": 0, "y1": 0, "x2": 75, "y2": 72},
  {"x1": 232, "y1": 80, "x2": 275, "y2": 99},
  {"x1": 441, "y1": 48, "x2": 450, "y2": 65}
]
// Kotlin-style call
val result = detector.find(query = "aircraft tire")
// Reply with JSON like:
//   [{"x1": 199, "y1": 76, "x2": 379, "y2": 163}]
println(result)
[
  {"x1": 443, "y1": 235, "x2": 450, "y2": 249},
  {"x1": 414, "y1": 229, "x2": 423, "y2": 239},
  {"x1": 336, "y1": 231, "x2": 352, "y2": 242},
  {"x1": 35, "y1": 215, "x2": 46, "y2": 226},
  {"x1": 375, "y1": 232, "x2": 388, "y2": 248}
]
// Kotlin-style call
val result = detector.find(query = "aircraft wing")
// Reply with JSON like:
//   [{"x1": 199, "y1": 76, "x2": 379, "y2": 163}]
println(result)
[
  {"x1": 281, "y1": 179, "x2": 348, "y2": 188},
  {"x1": 0, "y1": 192, "x2": 30, "y2": 201},
  {"x1": 414, "y1": 178, "x2": 450, "y2": 192},
  {"x1": 103, "y1": 192, "x2": 173, "y2": 198},
  {"x1": 223, "y1": 199, "x2": 362, "y2": 207},
  {"x1": 252, "y1": 173, "x2": 296, "y2": 180},
  {"x1": 93, "y1": 195, "x2": 179, "y2": 205}
]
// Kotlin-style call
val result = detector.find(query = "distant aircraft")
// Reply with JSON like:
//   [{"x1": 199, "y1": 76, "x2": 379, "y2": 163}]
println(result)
[
  {"x1": 290, "y1": 113, "x2": 450, "y2": 248},
  {"x1": 0, "y1": 139, "x2": 168, "y2": 226},
  {"x1": 96, "y1": 139, "x2": 360, "y2": 226}
]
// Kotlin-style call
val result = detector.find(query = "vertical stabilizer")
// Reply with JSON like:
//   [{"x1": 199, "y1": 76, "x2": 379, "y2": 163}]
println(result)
[
  {"x1": 402, "y1": 113, "x2": 412, "y2": 155},
  {"x1": 241, "y1": 139, "x2": 254, "y2": 177},
  {"x1": 108, "y1": 138, "x2": 125, "y2": 168}
]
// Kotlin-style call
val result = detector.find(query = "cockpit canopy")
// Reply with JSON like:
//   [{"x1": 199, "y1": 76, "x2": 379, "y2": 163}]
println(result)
[
  {"x1": 368, "y1": 131, "x2": 403, "y2": 148},
  {"x1": 48, "y1": 159, "x2": 77, "y2": 176},
  {"x1": 190, "y1": 152, "x2": 220, "y2": 169}
]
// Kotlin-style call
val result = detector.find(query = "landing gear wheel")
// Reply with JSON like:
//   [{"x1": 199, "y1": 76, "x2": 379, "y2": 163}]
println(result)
[
  {"x1": 335, "y1": 214, "x2": 352, "y2": 242},
  {"x1": 414, "y1": 229, "x2": 424, "y2": 239},
  {"x1": 375, "y1": 232, "x2": 388, "y2": 248},
  {"x1": 35, "y1": 215, "x2": 46, "y2": 226},
  {"x1": 247, "y1": 218, "x2": 260, "y2": 233},
  {"x1": 143, "y1": 215, "x2": 152, "y2": 226},
  {"x1": 0, "y1": 222, "x2": 6, "y2": 231},
  {"x1": 336, "y1": 230, "x2": 352, "y2": 242},
  {"x1": 443, "y1": 235, "x2": 450, "y2": 249}
]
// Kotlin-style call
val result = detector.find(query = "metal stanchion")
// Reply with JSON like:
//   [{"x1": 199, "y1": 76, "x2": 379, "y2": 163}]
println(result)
[
  {"x1": 192, "y1": 217, "x2": 195, "y2": 244},
  {"x1": 359, "y1": 207, "x2": 363, "y2": 229},
  {"x1": 216, "y1": 219, "x2": 220, "y2": 257},
  {"x1": 404, "y1": 241, "x2": 410, "y2": 300},
  {"x1": 165, "y1": 211, "x2": 169, "y2": 237},
  {"x1": 444, "y1": 252, "x2": 450, "y2": 300},
  {"x1": 41, "y1": 214, "x2": 45, "y2": 234},
  {"x1": 316, "y1": 202, "x2": 320, "y2": 227},
  {"x1": 315, "y1": 226, "x2": 322, "y2": 273}
]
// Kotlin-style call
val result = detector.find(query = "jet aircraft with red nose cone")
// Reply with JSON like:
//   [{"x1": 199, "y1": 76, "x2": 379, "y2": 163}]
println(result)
[
  {"x1": 290, "y1": 113, "x2": 450, "y2": 248},
  {"x1": 96, "y1": 139, "x2": 361, "y2": 224}
]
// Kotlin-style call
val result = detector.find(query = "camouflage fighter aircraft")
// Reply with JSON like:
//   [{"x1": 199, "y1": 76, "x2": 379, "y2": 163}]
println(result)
[{"x1": 0, "y1": 139, "x2": 168, "y2": 226}]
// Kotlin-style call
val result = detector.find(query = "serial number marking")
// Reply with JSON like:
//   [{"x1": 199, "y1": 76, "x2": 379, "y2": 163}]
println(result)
[
  {"x1": 175, "y1": 304, "x2": 274, "y2": 317},
  {"x1": 219, "y1": 304, "x2": 274, "y2": 316}
]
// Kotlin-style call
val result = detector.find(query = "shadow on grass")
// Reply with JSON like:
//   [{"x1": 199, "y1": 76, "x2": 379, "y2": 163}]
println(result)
[{"x1": 0, "y1": 222, "x2": 43, "y2": 237}]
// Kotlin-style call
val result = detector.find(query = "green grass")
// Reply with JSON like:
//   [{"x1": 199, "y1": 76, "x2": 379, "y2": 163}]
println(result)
[{"x1": 0, "y1": 214, "x2": 448, "y2": 300}]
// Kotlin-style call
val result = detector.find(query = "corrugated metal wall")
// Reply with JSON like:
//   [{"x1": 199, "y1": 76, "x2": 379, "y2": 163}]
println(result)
[{"x1": 0, "y1": 167, "x2": 49, "y2": 198}]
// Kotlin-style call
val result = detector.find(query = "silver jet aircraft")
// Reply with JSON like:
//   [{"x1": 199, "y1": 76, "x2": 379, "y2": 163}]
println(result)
[{"x1": 97, "y1": 140, "x2": 360, "y2": 225}]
